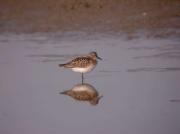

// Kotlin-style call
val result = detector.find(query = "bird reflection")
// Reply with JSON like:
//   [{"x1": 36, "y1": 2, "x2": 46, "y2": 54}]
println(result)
[{"x1": 60, "y1": 83, "x2": 102, "y2": 105}]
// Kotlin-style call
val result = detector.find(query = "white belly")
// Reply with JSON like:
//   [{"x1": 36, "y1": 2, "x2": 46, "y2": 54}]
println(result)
[{"x1": 72, "y1": 64, "x2": 95, "y2": 73}]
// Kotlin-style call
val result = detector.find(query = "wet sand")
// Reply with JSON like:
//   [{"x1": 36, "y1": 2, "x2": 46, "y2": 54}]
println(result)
[{"x1": 0, "y1": 0, "x2": 180, "y2": 37}]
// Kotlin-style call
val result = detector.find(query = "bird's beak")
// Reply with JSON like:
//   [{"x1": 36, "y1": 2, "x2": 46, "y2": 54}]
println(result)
[
  {"x1": 99, "y1": 95, "x2": 103, "y2": 100},
  {"x1": 97, "y1": 56, "x2": 102, "y2": 60}
]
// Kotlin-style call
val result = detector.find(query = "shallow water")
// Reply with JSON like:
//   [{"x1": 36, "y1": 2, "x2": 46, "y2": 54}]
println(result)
[{"x1": 0, "y1": 32, "x2": 180, "y2": 134}]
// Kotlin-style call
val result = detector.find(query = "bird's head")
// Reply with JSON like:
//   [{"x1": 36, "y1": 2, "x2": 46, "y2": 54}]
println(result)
[
  {"x1": 89, "y1": 51, "x2": 102, "y2": 60},
  {"x1": 90, "y1": 95, "x2": 103, "y2": 105}
]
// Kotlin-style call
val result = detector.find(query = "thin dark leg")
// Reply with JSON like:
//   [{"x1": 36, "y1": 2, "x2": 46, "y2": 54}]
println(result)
[{"x1": 82, "y1": 73, "x2": 84, "y2": 84}]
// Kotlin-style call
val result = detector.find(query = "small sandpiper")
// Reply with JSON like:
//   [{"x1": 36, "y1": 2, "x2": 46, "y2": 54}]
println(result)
[
  {"x1": 60, "y1": 83, "x2": 103, "y2": 105},
  {"x1": 59, "y1": 51, "x2": 102, "y2": 84}
]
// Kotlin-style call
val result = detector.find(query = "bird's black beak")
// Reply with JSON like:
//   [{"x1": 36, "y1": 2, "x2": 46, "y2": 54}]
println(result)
[{"x1": 97, "y1": 56, "x2": 102, "y2": 60}]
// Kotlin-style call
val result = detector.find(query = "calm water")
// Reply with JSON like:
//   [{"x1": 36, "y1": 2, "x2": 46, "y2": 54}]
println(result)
[{"x1": 0, "y1": 31, "x2": 180, "y2": 134}]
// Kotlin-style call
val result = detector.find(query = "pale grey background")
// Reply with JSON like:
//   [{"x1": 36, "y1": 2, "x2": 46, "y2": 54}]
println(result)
[{"x1": 0, "y1": 32, "x2": 180, "y2": 134}]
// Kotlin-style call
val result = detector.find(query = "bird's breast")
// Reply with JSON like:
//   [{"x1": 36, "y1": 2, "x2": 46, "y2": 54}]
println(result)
[{"x1": 72, "y1": 64, "x2": 96, "y2": 73}]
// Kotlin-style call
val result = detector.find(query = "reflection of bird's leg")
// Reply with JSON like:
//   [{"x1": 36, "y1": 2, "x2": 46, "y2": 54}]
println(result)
[{"x1": 81, "y1": 73, "x2": 84, "y2": 84}]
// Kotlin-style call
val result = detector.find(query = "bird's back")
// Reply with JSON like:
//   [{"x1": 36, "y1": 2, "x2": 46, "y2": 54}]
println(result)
[{"x1": 60, "y1": 57, "x2": 96, "y2": 68}]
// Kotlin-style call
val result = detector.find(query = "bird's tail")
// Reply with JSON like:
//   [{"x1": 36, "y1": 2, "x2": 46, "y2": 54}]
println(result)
[
  {"x1": 59, "y1": 63, "x2": 73, "y2": 68},
  {"x1": 59, "y1": 64, "x2": 66, "y2": 67},
  {"x1": 59, "y1": 90, "x2": 68, "y2": 95}
]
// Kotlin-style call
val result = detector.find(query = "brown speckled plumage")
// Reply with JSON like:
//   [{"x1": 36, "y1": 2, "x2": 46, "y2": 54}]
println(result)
[
  {"x1": 59, "y1": 51, "x2": 101, "y2": 69},
  {"x1": 62, "y1": 57, "x2": 97, "y2": 68}
]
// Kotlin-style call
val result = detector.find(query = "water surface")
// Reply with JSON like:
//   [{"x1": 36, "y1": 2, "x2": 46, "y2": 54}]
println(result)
[{"x1": 0, "y1": 32, "x2": 180, "y2": 134}]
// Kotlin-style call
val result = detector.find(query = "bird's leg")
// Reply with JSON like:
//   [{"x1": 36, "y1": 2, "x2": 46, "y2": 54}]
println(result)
[{"x1": 81, "y1": 73, "x2": 84, "y2": 84}]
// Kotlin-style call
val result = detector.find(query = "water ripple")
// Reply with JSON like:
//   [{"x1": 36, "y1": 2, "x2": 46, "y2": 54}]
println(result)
[
  {"x1": 27, "y1": 54, "x2": 72, "y2": 58},
  {"x1": 99, "y1": 70, "x2": 121, "y2": 73},
  {"x1": 26, "y1": 54, "x2": 80, "y2": 63},
  {"x1": 169, "y1": 99, "x2": 180, "y2": 103},
  {"x1": 42, "y1": 59, "x2": 67, "y2": 63},
  {"x1": 128, "y1": 44, "x2": 180, "y2": 51},
  {"x1": 127, "y1": 67, "x2": 180, "y2": 72},
  {"x1": 133, "y1": 52, "x2": 180, "y2": 59}
]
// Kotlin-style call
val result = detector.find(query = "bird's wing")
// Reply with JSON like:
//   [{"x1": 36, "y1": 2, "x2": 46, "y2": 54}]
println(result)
[{"x1": 65, "y1": 57, "x2": 92, "y2": 68}]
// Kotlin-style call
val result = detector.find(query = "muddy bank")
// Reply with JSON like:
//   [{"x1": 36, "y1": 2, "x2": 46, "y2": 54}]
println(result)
[{"x1": 0, "y1": 0, "x2": 180, "y2": 36}]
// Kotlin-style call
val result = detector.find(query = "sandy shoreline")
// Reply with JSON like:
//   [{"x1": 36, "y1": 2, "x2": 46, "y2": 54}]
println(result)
[{"x1": 0, "y1": 0, "x2": 180, "y2": 36}]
